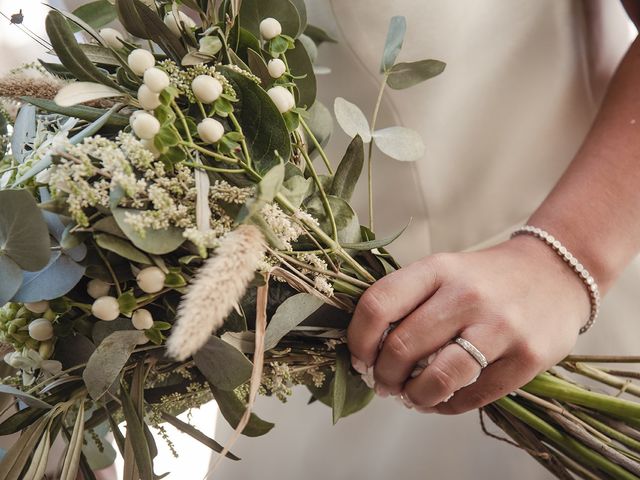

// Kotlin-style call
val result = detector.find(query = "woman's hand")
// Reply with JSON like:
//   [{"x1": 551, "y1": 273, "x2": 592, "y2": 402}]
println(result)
[{"x1": 347, "y1": 234, "x2": 591, "y2": 414}]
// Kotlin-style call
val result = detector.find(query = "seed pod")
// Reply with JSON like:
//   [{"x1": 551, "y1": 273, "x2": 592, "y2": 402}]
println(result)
[
  {"x1": 87, "y1": 279, "x2": 111, "y2": 299},
  {"x1": 138, "y1": 84, "x2": 161, "y2": 110},
  {"x1": 197, "y1": 118, "x2": 225, "y2": 144},
  {"x1": 28, "y1": 318, "x2": 54, "y2": 342},
  {"x1": 260, "y1": 18, "x2": 282, "y2": 40},
  {"x1": 25, "y1": 301, "x2": 49, "y2": 314},
  {"x1": 91, "y1": 296, "x2": 120, "y2": 321},
  {"x1": 267, "y1": 86, "x2": 295, "y2": 113},
  {"x1": 164, "y1": 11, "x2": 196, "y2": 37},
  {"x1": 132, "y1": 112, "x2": 161, "y2": 140},
  {"x1": 143, "y1": 67, "x2": 170, "y2": 93},
  {"x1": 267, "y1": 58, "x2": 287, "y2": 78},
  {"x1": 132, "y1": 309, "x2": 154, "y2": 330},
  {"x1": 136, "y1": 267, "x2": 166, "y2": 294}
]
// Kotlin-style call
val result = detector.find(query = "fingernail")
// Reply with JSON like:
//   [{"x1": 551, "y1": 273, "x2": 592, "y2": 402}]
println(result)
[
  {"x1": 374, "y1": 383, "x2": 390, "y2": 398},
  {"x1": 361, "y1": 366, "x2": 375, "y2": 388},
  {"x1": 443, "y1": 392, "x2": 454, "y2": 403},
  {"x1": 350, "y1": 355, "x2": 367, "y2": 374}
]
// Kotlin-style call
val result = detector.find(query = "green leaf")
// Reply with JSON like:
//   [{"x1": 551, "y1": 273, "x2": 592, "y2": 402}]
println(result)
[
  {"x1": 289, "y1": 0, "x2": 308, "y2": 36},
  {"x1": 0, "y1": 416, "x2": 49, "y2": 480},
  {"x1": 112, "y1": 208, "x2": 185, "y2": 255},
  {"x1": 194, "y1": 337, "x2": 253, "y2": 390},
  {"x1": 304, "y1": 101, "x2": 333, "y2": 158},
  {"x1": 341, "y1": 221, "x2": 410, "y2": 251},
  {"x1": 264, "y1": 293, "x2": 324, "y2": 350},
  {"x1": 246, "y1": 48, "x2": 271, "y2": 87},
  {"x1": 281, "y1": 175, "x2": 312, "y2": 209},
  {"x1": 78, "y1": 43, "x2": 121, "y2": 66},
  {"x1": 0, "y1": 385, "x2": 52, "y2": 410},
  {"x1": 381, "y1": 16, "x2": 406, "y2": 72},
  {"x1": 96, "y1": 232, "x2": 152, "y2": 265},
  {"x1": 83, "y1": 330, "x2": 147, "y2": 400},
  {"x1": 239, "y1": 161, "x2": 285, "y2": 223},
  {"x1": 332, "y1": 345, "x2": 349, "y2": 424},
  {"x1": 373, "y1": 126, "x2": 425, "y2": 161},
  {"x1": 221, "y1": 67, "x2": 291, "y2": 172},
  {"x1": 386, "y1": 60, "x2": 446, "y2": 90},
  {"x1": 210, "y1": 386, "x2": 275, "y2": 437},
  {"x1": 305, "y1": 195, "x2": 362, "y2": 245},
  {"x1": 159, "y1": 411, "x2": 240, "y2": 460},
  {"x1": 117, "y1": 291, "x2": 137, "y2": 315},
  {"x1": 21, "y1": 97, "x2": 129, "y2": 128},
  {"x1": 54, "y1": 82, "x2": 124, "y2": 108},
  {"x1": 45, "y1": 11, "x2": 120, "y2": 89},
  {"x1": 239, "y1": 0, "x2": 301, "y2": 39},
  {"x1": 329, "y1": 135, "x2": 364, "y2": 202},
  {"x1": 0, "y1": 256, "x2": 22, "y2": 306},
  {"x1": 69, "y1": 104, "x2": 123, "y2": 145},
  {"x1": 120, "y1": 385, "x2": 153, "y2": 480},
  {"x1": 334, "y1": 97, "x2": 371, "y2": 143},
  {"x1": 12, "y1": 252, "x2": 86, "y2": 303},
  {"x1": 22, "y1": 427, "x2": 51, "y2": 480},
  {"x1": 287, "y1": 39, "x2": 316, "y2": 108},
  {"x1": 303, "y1": 25, "x2": 337, "y2": 45},
  {"x1": 307, "y1": 367, "x2": 375, "y2": 420},
  {"x1": 71, "y1": 0, "x2": 117, "y2": 32},
  {"x1": 60, "y1": 402, "x2": 85, "y2": 480},
  {"x1": 0, "y1": 190, "x2": 50, "y2": 271}
]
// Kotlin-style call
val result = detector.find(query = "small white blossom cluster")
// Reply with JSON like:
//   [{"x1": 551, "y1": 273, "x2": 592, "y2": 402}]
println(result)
[
  {"x1": 298, "y1": 253, "x2": 334, "y2": 297},
  {"x1": 261, "y1": 203, "x2": 306, "y2": 250},
  {"x1": 159, "y1": 60, "x2": 236, "y2": 103}
]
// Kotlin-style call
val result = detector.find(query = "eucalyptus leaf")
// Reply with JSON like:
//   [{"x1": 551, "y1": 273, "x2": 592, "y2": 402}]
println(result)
[
  {"x1": 0, "y1": 385, "x2": 52, "y2": 410},
  {"x1": 287, "y1": 39, "x2": 316, "y2": 108},
  {"x1": 83, "y1": 330, "x2": 147, "y2": 400},
  {"x1": 21, "y1": 97, "x2": 129, "y2": 128},
  {"x1": 329, "y1": 135, "x2": 364, "y2": 202},
  {"x1": 93, "y1": 216, "x2": 127, "y2": 238},
  {"x1": 210, "y1": 386, "x2": 275, "y2": 437},
  {"x1": 0, "y1": 190, "x2": 51, "y2": 271},
  {"x1": 381, "y1": 16, "x2": 406, "y2": 72},
  {"x1": 95, "y1": 233, "x2": 152, "y2": 264},
  {"x1": 71, "y1": 0, "x2": 117, "y2": 32},
  {"x1": 334, "y1": 97, "x2": 371, "y2": 143},
  {"x1": 0, "y1": 256, "x2": 22, "y2": 306},
  {"x1": 54, "y1": 82, "x2": 124, "y2": 108},
  {"x1": 373, "y1": 126, "x2": 425, "y2": 161},
  {"x1": 281, "y1": 175, "x2": 312, "y2": 209},
  {"x1": 70, "y1": 104, "x2": 122, "y2": 145},
  {"x1": 341, "y1": 221, "x2": 409, "y2": 250},
  {"x1": 332, "y1": 345, "x2": 349, "y2": 424},
  {"x1": 304, "y1": 101, "x2": 333, "y2": 158},
  {"x1": 308, "y1": 367, "x2": 375, "y2": 419},
  {"x1": 112, "y1": 208, "x2": 185, "y2": 255},
  {"x1": 194, "y1": 336, "x2": 253, "y2": 390},
  {"x1": 92, "y1": 318, "x2": 134, "y2": 345},
  {"x1": 305, "y1": 195, "x2": 362, "y2": 245},
  {"x1": 11, "y1": 105, "x2": 36, "y2": 163},
  {"x1": 120, "y1": 385, "x2": 154, "y2": 480},
  {"x1": 264, "y1": 293, "x2": 325, "y2": 350},
  {"x1": 12, "y1": 252, "x2": 86, "y2": 303},
  {"x1": 304, "y1": 24, "x2": 337, "y2": 45},
  {"x1": 387, "y1": 59, "x2": 446, "y2": 90},
  {"x1": 289, "y1": 0, "x2": 308, "y2": 36},
  {"x1": 239, "y1": 0, "x2": 300, "y2": 38}
]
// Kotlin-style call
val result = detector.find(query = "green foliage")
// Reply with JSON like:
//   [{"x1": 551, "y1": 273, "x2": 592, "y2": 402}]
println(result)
[
  {"x1": 194, "y1": 336, "x2": 254, "y2": 390},
  {"x1": 380, "y1": 16, "x2": 407, "y2": 73},
  {"x1": 264, "y1": 293, "x2": 324, "y2": 350},
  {"x1": 112, "y1": 208, "x2": 185, "y2": 255},
  {"x1": 71, "y1": 0, "x2": 117, "y2": 32},
  {"x1": 386, "y1": 60, "x2": 446, "y2": 90},
  {"x1": 329, "y1": 135, "x2": 364, "y2": 202},
  {"x1": 239, "y1": 0, "x2": 301, "y2": 39},
  {"x1": 210, "y1": 386, "x2": 275, "y2": 437}
]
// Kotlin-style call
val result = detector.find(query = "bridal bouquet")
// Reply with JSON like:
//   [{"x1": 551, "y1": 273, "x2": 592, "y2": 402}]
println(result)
[{"x1": 0, "y1": 1, "x2": 639, "y2": 479}]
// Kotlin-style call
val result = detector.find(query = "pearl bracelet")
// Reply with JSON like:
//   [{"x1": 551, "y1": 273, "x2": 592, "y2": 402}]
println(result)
[{"x1": 511, "y1": 226, "x2": 600, "y2": 334}]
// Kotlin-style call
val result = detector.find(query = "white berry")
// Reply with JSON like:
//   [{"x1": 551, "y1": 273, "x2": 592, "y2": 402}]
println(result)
[
  {"x1": 143, "y1": 67, "x2": 170, "y2": 93},
  {"x1": 267, "y1": 86, "x2": 295, "y2": 113},
  {"x1": 24, "y1": 301, "x2": 49, "y2": 314},
  {"x1": 164, "y1": 11, "x2": 196, "y2": 37},
  {"x1": 99, "y1": 27, "x2": 124, "y2": 49},
  {"x1": 132, "y1": 309, "x2": 154, "y2": 330},
  {"x1": 197, "y1": 118, "x2": 225, "y2": 144},
  {"x1": 267, "y1": 58, "x2": 287, "y2": 78},
  {"x1": 28, "y1": 318, "x2": 54, "y2": 341},
  {"x1": 191, "y1": 75, "x2": 223, "y2": 104},
  {"x1": 87, "y1": 279, "x2": 111, "y2": 299},
  {"x1": 132, "y1": 112, "x2": 160, "y2": 140},
  {"x1": 138, "y1": 84, "x2": 161, "y2": 111},
  {"x1": 129, "y1": 110, "x2": 144, "y2": 127},
  {"x1": 260, "y1": 18, "x2": 282, "y2": 40},
  {"x1": 128, "y1": 49, "x2": 155, "y2": 76},
  {"x1": 141, "y1": 138, "x2": 161, "y2": 158},
  {"x1": 91, "y1": 296, "x2": 120, "y2": 321},
  {"x1": 136, "y1": 267, "x2": 166, "y2": 294}
]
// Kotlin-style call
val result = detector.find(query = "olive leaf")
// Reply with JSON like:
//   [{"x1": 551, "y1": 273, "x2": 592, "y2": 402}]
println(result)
[
  {"x1": 387, "y1": 59, "x2": 446, "y2": 90},
  {"x1": 77, "y1": 44, "x2": 121, "y2": 66},
  {"x1": 0, "y1": 385, "x2": 52, "y2": 410},
  {"x1": 239, "y1": 0, "x2": 301, "y2": 39},
  {"x1": 373, "y1": 126, "x2": 425, "y2": 161},
  {"x1": 341, "y1": 221, "x2": 410, "y2": 250},
  {"x1": 70, "y1": 0, "x2": 117, "y2": 32},
  {"x1": 0, "y1": 415, "x2": 50, "y2": 480},
  {"x1": 334, "y1": 97, "x2": 371, "y2": 143},
  {"x1": 304, "y1": 24, "x2": 337, "y2": 45},
  {"x1": 120, "y1": 384, "x2": 154, "y2": 480},
  {"x1": 95, "y1": 233, "x2": 152, "y2": 265},
  {"x1": 329, "y1": 135, "x2": 364, "y2": 202},
  {"x1": 332, "y1": 344, "x2": 349, "y2": 424},
  {"x1": 264, "y1": 293, "x2": 325, "y2": 350},
  {"x1": 60, "y1": 402, "x2": 85, "y2": 480},
  {"x1": 286, "y1": 39, "x2": 316, "y2": 108},
  {"x1": 112, "y1": 207, "x2": 185, "y2": 255},
  {"x1": 210, "y1": 386, "x2": 275, "y2": 437},
  {"x1": 381, "y1": 16, "x2": 407, "y2": 72},
  {"x1": 21, "y1": 97, "x2": 130, "y2": 128},
  {"x1": 54, "y1": 82, "x2": 124, "y2": 107},
  {"x1": 194, "y1": 336, "x2": 254, "y2": 390}
]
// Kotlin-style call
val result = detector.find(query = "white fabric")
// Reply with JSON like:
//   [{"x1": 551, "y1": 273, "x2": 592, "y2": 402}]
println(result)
[{"x1": 213, "y1": 1, "x2": 640, "y2": 479}]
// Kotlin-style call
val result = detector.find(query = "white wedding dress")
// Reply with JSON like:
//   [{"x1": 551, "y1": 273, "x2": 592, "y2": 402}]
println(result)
[{"x1": 212, "y1": 1, "x2": 640, "y2": 479}]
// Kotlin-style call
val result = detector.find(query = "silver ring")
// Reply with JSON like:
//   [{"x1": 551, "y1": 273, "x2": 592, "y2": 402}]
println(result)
[{"x1": 454, "y1": 337, "x2": 488, "y2": 369}]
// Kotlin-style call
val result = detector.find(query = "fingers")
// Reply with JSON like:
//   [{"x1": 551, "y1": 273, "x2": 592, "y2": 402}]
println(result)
[{"x1": 347, "y1": 257, "x2": 442, "y2": 370}]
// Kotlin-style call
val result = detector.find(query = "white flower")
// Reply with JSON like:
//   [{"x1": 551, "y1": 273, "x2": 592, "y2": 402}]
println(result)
[
  {"x1": 91, "y1": 296, "x2": 120, "y2": 321},
  {"x1": 24, "y1": 301, "x2": 49, "y2": 314},
  {"x1": 260, "y1": 18, "x2": 282, "y2": 40},
  {"x1": 128, "y1": 49, "x2": 155, "y2": 76},
  {"x1": 132, "y1": 309, "x2": 154, "y2": 330},
  {"x1": 197, "y1": 118, "x2": 225, "y2": 144},
  {"x1": 144, "y1": 67, "x2": 170, "y2": 93},
  {"x1": 99, "y1": 27, "x2": 124, "y2": 49},
  {"x1": 267, "y1": 58, "x2": 287, "y2": 78},
  {"x1": 167, "y1": 225, "x2": 266, "y2": 361},
  {"x1": 136, "y1": 266, "x2": 166, "y2": 293},
  {"x1": 164, "y1": 11, "x2": 196, "y2": 37},
  {"x1": 191, "y1": 75, "x2": 223, "y2": 104},
  {"x1": 28, "y1": 318, "x2": 54, "y2": 341},
  {"x1": 138, "y1": 84, "x2": 161, "y2": 110},
  {"x1": 267, "y1": 86, "x2": 295, "y2": 113},
  {"x1": 131, "y1": 112, "x2": 160, "y2": 139},
  {"x1": 87, "y1": 279, "x2": 111, "y2": 299}
]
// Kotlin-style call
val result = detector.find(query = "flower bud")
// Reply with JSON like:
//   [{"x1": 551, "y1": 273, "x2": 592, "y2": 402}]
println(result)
[
  {"x1": 197, "y1": 118, "x2": 225, "y2": 144},
  {"x1": 91, "y1": 296, "x2": 120, "y2": 321},
  {"x1": 267, "y1": 86, "x2": 295, "y2": 113},
  {"x1": 138, "y1": 84, "x2": 161, "y2": 111},
  {"x1": 128, "y1": 49, "x2": 155, "y2": 76},
  {"x1": 87, "y1": 279, "x2": 111, "y2": 299},
  {"x1": 260, "y1": 18, "x2": 282, "y2": 40},
  {"x1": 136, "y1": 266, "x2": 166, "y2": 294},
  {"x1": 191, "y1": 75, "x2": 223, "y2": 104},
  {"x1": 24, "y1": 301, "x2": 49, "y2": 314},
  {"x1": 164, "y1": 11, "x2": 196, "y2": 37},
  {"x1": 132, "y1": 309, "x2": 154, "y2": 330},
  {"x1": 143, "y1": 67, "x2": 170, "y2": 93},
  {"x1": 267, "y1": 58, "x2": 286, "y2": 78},
  {"x1": 132, "y1": 112, "x2": 160, "y2": 140},
  {"x1": 28, "y1": 318, "x2": 54, "y2": 342},
  {"x1": 99, "y1": 27, "x2": 124, "y2": 49}
]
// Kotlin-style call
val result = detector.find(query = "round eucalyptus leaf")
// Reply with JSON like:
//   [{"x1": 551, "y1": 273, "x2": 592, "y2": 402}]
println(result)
[
  {"x1": 112, "y1": 208, "x2": 185, "y2": 255},
  {"x1": 0, "y1": 255, "x2": 23, "y2": 306},
  {"x1": 334, "y1": 97, "x2": 371, "y2": 143},
  {"x1": 12, "y1": 252, "x2": 86, "y2": 303},
  {"x1": 304, "y1": 101, "x2": 333, "y2": 158},
  {"x1": 373, "y1": 126, "x2": 426, "y2": 162},
  {"x1": 0, "y1": 190, "x2": 51, "y2": 271}
]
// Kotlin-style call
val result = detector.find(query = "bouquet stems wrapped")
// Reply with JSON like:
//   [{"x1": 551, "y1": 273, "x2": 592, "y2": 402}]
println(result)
[{"x1": 0, "y1": 1, "x2": 638, "y2": 479}]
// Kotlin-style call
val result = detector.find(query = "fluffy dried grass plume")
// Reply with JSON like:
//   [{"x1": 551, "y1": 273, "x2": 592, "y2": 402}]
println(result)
[
  {"x1": 0, "y1": 68, "x2": 66, "y2": 101},
  {"x1": 167, "y1": 225, "x2": 266, "y2": 361}
]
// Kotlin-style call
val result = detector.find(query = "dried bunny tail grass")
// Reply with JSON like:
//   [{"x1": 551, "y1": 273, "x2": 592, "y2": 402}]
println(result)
[
  {"x1": 0, "y1": 72, "x2": 66, "y2": 100},
  {"x1": 167, "y1": 225, "x2": 266, "y2": 361}
]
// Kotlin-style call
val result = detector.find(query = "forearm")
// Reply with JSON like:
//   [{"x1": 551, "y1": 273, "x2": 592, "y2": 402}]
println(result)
[{"x1": 528, "y1": 35, "x2": 640, "y2": 293}]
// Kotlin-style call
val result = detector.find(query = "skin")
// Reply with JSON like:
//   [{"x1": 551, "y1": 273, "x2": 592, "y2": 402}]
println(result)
[{"x1": 347, "y1": 1, "x2": 640, "y2": 414}]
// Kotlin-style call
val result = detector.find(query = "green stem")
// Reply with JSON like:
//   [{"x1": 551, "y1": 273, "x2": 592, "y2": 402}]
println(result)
[
  {"x1": 183, "y1": 162, "x2": 244, "y2": 174},
  {"x1": 367, "y1": 76, "x2": 388, "y2": 230},
  {"x1": 229, "y1": 112, "x2": 252, "y2": 169},
  {"x1": 171, "y1": 100, "x2": 194, "y2": 144},
  {"x1": 564, "y1": 363, "x2": 640, "y2": 398},
  {"x1": 94, "y1": 242, "x2": 122, "y2": 297},
  {"x1": 196, "y1": 100, "x2": 207, "y2": 119},
  {"x1": 299, "y1": 145, "x2": 338, "y2": 241},
  {"x1": 183, "y1": 142, "x2": 239, "y2": 164},
  {"x1": 573, "y1": 410, "x2": 640, "y2": 454},
  {"x1": 299, "y1": 118, "x2": 334, "y2": 175}
]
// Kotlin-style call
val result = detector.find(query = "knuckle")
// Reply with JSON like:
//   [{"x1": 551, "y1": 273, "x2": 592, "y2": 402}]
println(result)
[
  {"x1": 459, "y1": 284, "x2": 485, "y2": 305},
  {"x1": 384, "y1": 330, "x2": 413, "y2": 360},
  {"x1": 356, "y1": 290, "x2": 387, "y2": 321},
  {"x1": 516, "y1": 341, "x2": 545, "y2": 368},
  {"x1": 429, "y1": 362, "x2": 458, "y2": 393}
]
